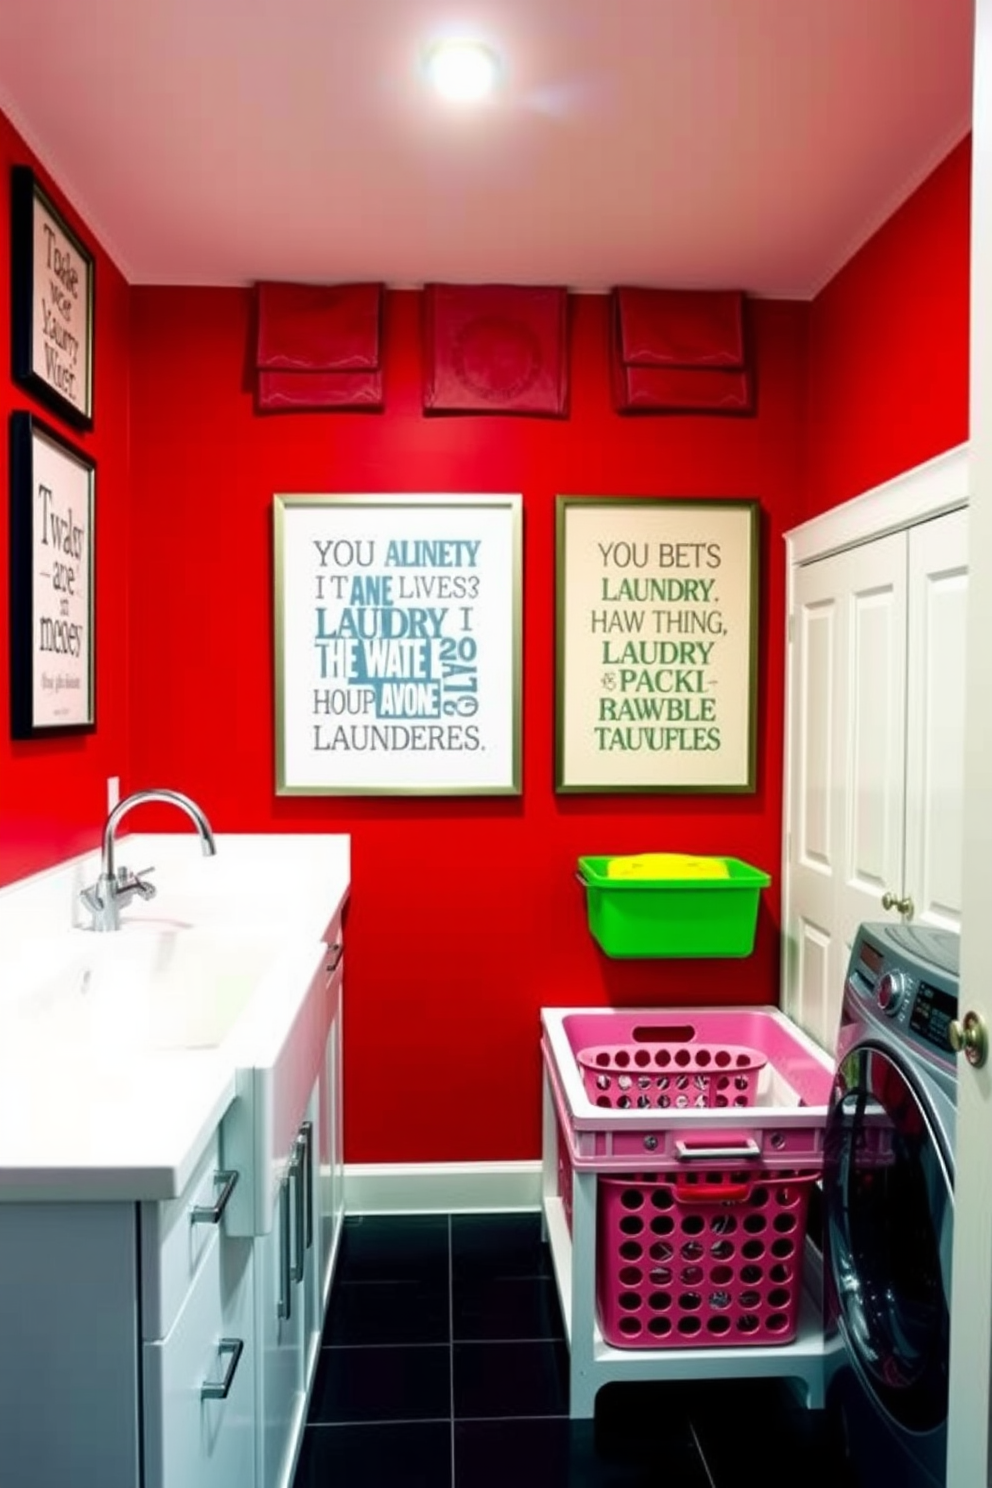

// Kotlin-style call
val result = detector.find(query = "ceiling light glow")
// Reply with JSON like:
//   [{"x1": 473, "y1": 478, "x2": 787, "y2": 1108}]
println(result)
[{"x1": 427, "y1": 41, "x2": 499, "y2": 102}]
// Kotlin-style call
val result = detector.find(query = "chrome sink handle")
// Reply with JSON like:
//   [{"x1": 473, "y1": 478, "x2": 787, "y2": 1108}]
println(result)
[
  {"x1": 80, "y1": 789, "x2": 215, "y2": 931},
  {"x1": 80, "y1": 866, "x2": 156, "y2": 924}
]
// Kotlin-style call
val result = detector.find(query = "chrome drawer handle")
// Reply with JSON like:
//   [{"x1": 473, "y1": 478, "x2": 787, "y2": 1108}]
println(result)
[
  {"x1": 300, "y1": 1121, "x2": 314, "y2": 1250},
  {"x1": 201, "y1": 1338, "x2": 244, "y2": 1401},
  {"x1": 674, "y1": 1139, "x2": 762, "y2": 1162},
  {"x1": 278, "y1": 1175, "x2": 292, "y2": 1321},
  {"x1": 190, "y1": 1170, "x2": 239, "y2": 1226},
  {"x1": 290, "y1": 1140, "x2": 305, "y2": 1285}
]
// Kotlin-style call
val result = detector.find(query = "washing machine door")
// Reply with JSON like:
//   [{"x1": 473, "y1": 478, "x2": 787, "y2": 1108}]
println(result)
[{"x1": 824, "y1": 1043, "x2": 953, "y2": 1432}]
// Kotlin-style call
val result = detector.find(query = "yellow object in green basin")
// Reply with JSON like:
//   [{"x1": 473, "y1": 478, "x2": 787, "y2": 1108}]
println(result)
[{"x1": 606, "y1": 852, "x2": 730, "y2": 880}]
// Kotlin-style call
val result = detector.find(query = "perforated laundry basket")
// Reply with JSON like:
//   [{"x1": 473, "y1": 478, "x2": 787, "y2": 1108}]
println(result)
[
  {"x1": 577, "y1": 1043, "x2": 766, "y2": 1111},
  {"x1": 596, "y1": 1168, "x2": 817, "y2": 1349}
]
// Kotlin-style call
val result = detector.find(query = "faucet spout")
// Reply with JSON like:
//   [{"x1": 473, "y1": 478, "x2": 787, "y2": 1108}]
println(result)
[
  {"x1": 82, "y1": 788, "x2": 216, "y2": 932},
  {"x1": 102, "y1": 789, "x2": 216, "y2": 883}
]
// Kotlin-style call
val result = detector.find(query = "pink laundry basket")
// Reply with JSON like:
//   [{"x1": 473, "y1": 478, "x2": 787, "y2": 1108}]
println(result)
[
  {"x1": 577, "y1": 1043, "x2": 767, "y2": 1111},
  {"x1": 596, "y1": 1168, "x2": 817, "y2": 1349}
]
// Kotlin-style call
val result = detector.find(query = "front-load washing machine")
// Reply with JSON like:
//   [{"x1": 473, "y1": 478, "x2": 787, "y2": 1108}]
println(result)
[{"x1": 823, "y1": 922, "x2": 959, "y2": 1488}]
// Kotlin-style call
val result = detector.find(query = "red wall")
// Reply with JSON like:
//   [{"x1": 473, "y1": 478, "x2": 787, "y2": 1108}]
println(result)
[
  {"x1": 0, "y1": 114, "x2": 132, "y2": 884},
  {"x1": 0, "y1": 98, "x2": 972, "y2": 1164},
  {"x1": 127, "y1": 288, "x2": 807, "y2": 1162},
  {"x1": 803, "y1": 136, "x2": 971, "y2": 518}
]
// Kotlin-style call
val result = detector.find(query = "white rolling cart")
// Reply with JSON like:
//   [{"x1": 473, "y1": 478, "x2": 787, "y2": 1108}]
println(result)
[{"x1": 539, "y1": 1006, "x2": 834, "y2": 1418}]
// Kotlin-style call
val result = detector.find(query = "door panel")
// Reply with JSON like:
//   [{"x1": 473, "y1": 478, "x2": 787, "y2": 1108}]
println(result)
[
  {"x1": 905, "y1": 510, "x2": 968, "y2": 932},
  {"x1": 838, "y1": 538, "x2": 908, "y2": 953},
  {"x1": 786, "y1": 533, "x2": 907, "y2": 1050},
  {"x1": 787, "y1": 564, "x2": 846, "y2": 1046}
]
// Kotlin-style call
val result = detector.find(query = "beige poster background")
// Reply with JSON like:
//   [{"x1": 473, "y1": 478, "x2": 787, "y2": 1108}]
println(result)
[{"x1": 557, "y1": 498, "x2": 757, "y2": 791}]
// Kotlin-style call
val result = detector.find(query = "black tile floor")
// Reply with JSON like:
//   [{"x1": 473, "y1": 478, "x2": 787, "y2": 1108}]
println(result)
[{"x1": 292, "y1": 1212, "x2": 857, "y2": 1488}]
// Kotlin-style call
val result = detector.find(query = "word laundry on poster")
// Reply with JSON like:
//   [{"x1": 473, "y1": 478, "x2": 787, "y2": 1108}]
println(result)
[
  {"x1": 556, "y1": 498, "x2": 759, "y2": 792},
  {"x1": 274, "y1": 495, "x2": 521, "y2": 795}
]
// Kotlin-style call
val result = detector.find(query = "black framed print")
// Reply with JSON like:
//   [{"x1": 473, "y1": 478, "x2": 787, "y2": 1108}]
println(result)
[
  {"x1": 9, "y1": 412, "x2": 96, "y2": 737},
  {"x1": 11, "y1": 166, "x2": 94, "y2": 430}
]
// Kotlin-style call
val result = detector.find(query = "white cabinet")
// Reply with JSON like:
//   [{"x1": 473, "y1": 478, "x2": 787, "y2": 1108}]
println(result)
[
  {"x1": 143, "y1": 1228, "x2": 255, "y2": 1488},
  {"x1": 784, "y1": 507, "x2": 968, "y2": 1048},
  {"x1": 0, "y1": 914, "x2": 347, "y2": 1488},
  {"x1": 256, "y1": 934, "x2": 344, "y2": 1488},
  {"x1": 317, "y1": 936, "x2": 345, "y2": 1314},
  {"x1": 256, "y1": 1155, "x2": 306, "y2": 1488}
]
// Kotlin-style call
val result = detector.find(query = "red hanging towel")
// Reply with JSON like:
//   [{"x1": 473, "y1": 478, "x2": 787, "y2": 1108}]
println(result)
[
  {"x1": 255, "y1": 281, "x2": 384, "y2": 412},
  {"x1": 610, "y1": 287, "x2": 752, "y2": 414},
  {"x1": 423, "y1": 283, "x2": 569, "y2": 416}
]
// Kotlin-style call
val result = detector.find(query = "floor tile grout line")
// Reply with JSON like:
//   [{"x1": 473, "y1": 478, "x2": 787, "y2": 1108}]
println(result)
[
  {"x1": 305, "y1": 1417, "x2": 454, "y2": 1430},
  {"x1": 689, "y1": 1418, "x2": 719, "y2": 1488},
  {"x1": 319, "y1": 1341, "x2": 452, "y2": 1352},
  {"x1": 305, "y1": 1410, "x2": 574, "y2": 1430},
  {"x1": 318, "y1": 1337, "x2": 565, "y2": 1350}
]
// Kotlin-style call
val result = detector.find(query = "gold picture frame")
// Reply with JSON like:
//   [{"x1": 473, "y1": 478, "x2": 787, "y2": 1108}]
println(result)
[{"x1": 555, "y1": 496, "x2": 759, "y2": 793}]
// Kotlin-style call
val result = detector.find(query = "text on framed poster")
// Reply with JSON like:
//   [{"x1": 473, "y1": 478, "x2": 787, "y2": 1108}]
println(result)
[
  {"x1": 556, "y1": 496, "x2": 759, "y2": 792},
  {"x1": 11, "y1": 167, "x2": 95, "y2": 430},
  {"x1": 274, "y1": 494, "x2": 522, "y2": 795},
  {"x1": 9, "y1": 411, "x2": 96, "y2": 737}
]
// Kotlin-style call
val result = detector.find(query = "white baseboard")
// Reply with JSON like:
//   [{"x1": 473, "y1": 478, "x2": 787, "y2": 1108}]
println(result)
[{"x1": 342, "y1": 1160, "x2": 542, "y2": 1215}]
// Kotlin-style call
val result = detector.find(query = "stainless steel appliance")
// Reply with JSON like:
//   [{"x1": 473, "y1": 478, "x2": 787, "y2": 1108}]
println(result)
[{"x1": 823, "y1": 922, "x2": 959, "y2": 1488}]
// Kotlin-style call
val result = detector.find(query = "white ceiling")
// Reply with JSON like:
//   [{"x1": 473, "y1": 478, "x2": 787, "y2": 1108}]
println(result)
[{"x1": 0, "y1": 0, "x2": 974, "y2": 296}]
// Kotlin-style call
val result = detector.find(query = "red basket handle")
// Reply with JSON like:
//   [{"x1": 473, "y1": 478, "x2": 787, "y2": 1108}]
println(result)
[{"x1": 674, "y1": 1178, "x2": 752, "y2": 1204}]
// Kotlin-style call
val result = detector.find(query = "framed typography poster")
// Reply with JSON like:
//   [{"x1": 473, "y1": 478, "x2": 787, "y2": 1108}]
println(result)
[
  {"x1": 9, "y1": 412, "x2": 96, "y2": 737},
  {"x1": 11, "y1": 167, "x2": 94, "y2": 430},
  {"x1": 555, "y1": 496, "x2": 759, "y2": 792},
  {"x1": 274, "y1": 494, "x2": 522, "y2": 795}
]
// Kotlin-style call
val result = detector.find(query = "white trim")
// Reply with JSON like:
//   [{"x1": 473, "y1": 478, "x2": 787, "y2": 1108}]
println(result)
[
  {"x1": 786, "y1": 442, "x2": 969, "y2": 566},
  {"x1": 342, "y1": 1161, "x2": 542, "y2": 1215},
  {"x1": 781, "y1": 441, "x2": 970, "y2": 1036}
]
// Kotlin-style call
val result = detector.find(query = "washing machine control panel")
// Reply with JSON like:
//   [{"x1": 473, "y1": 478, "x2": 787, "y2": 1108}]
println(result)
[
  {"x1": 908, "y1": 981, "x2": 958, "y2": 1052},
  {"x1": 846, "y1": 923, "x2": 960, "y2": 1057}
]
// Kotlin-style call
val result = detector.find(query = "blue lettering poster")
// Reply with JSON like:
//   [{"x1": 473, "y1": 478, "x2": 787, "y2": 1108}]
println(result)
[{"x1": 274, "y1": 495, "x2": 522, "y2": 795}]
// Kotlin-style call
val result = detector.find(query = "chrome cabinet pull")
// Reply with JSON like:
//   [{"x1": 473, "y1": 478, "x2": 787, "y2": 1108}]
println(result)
[
  {"x1": 190, "y1": 1169, "x2": 239, "y2": 1226},
  {"x1": 325, "y1": 942, "x2": 343, "y2": 974},
  {"x1": 881, "y1": 890, "x2": 914, "y2": 917},
  {"x1": 277, "y1": 1176, "x2": 292, "y2": 1321},
  {"x1": 201, "y1": 1338, "x2": 244, "y2": 1401},
  {"x1": 300, "y1": 1121, "x2": 314, "y2": 1250},
  {"x1": 290, "y1": 1140, "x2": 305, "y2": 1285}
]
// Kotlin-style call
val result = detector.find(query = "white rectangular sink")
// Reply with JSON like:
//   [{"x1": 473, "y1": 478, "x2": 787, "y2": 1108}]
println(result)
[
  {"x1": 0, "y1": 925, "x2": 297, "y2": 1053},
  {"x1": 0, "y1": 832, "x2": 349, "y2": 1211}
]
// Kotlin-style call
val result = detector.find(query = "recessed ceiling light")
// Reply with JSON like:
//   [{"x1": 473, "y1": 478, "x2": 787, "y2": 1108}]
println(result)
[{"x1": 426, "y1": 40, "x2": 499, "y2": 103}]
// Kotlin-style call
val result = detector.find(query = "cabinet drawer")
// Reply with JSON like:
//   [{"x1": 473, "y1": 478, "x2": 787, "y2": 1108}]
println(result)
[
  {"x1": 141, "y1": 1129, "x2": 241, "y2": 1339},
  {"x1": 143, "y1": 1226, "x2": 255, "y2": 1488}
]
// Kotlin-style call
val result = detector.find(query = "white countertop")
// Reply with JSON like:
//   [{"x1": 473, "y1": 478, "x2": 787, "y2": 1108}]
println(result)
[{"x1": 0, "y1": 832, "x2": 349, "y2": 1202}]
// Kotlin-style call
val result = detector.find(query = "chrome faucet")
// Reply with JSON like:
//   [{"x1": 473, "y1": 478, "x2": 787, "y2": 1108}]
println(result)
[{"x1": 80, "y1": 789, "x2": 217, "y2": 932}]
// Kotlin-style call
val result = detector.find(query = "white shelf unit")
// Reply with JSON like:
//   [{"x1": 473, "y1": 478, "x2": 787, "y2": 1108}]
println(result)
[{"x1": 540, "y1": 1065, "x2": 828, "y2": 1418}]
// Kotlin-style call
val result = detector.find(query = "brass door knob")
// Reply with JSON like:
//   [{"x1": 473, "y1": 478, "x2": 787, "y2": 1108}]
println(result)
[
  {"x1": 949, "y1": 1011, "x2": 988, "y2": 1069},
  {"x1": 881, "y1": 891, "x2": 915, "y2": 917}
]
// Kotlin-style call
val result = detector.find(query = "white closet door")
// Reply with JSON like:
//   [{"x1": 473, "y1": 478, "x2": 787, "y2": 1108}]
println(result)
[
  {"x1": 786, "y1": 552, "x2": 847, "y2": 1048},
  {"x1": 904, "y1": 508, "x2": 969, "y2": 932},
  {"x1": 785, "y1": 532, "x2": 907, "y2": 1049},
  {"x1": 835, "y1": 533, "x2": 909, "y2": 957}
]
